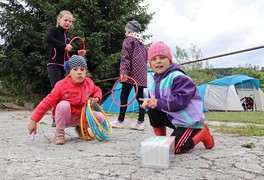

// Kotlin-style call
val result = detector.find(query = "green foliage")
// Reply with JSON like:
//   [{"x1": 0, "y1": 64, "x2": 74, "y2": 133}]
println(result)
[
  {"x1": 211, "y1": 67, "x2": 234, "y2": 78},
  {"x1": 174, "y1": 44, "x2": 217, "y2": 85},
  {"x1": 0, "y1": 0, "x2": 152, "y2": 99}
]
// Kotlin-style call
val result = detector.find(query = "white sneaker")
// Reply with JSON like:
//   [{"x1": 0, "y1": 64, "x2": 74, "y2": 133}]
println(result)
[
  {"x1": 129, "y1": 122, "x2": 144, "y2": 131},
  {"x1": 111, "y1": 120, "x2": 125, "y2": 129}
]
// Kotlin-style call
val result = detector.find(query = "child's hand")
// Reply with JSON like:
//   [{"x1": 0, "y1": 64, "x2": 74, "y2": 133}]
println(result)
[
  {"x1": 78, "y1": 50, "x2": 86, "y2": 56},
  {"x1": 90, "y1": 97, "x2": 99, "y2": 106},
  {"x1": 65, "y1": 44, "x2": 73, "y2": 51},
  {"x1": 120, "y1": 75, "x2": 128, "y2": 82},
  {"x1": 147, "y1": 97, "x2": 158, "y2": 109},
  {"x1": 28, "y1": 120, "x2": 37, "y2": 135},
  {"x1": 139, "y1": 98, "x2": 149, "y2": 109}
]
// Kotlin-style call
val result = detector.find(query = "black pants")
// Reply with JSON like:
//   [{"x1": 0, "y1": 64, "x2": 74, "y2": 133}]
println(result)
[
  {"x1": 48, "y1": 65, "x2": 65, "y2": 119},
  {"x1": 118, "y1": 82, "x2": 145, "y2": 122},
  {"x1": 148, "y1": 108, "x2": 200, "y2": 154},
  {"x1": 47, "y1": 65, "x2": 65, "y2": 89}
]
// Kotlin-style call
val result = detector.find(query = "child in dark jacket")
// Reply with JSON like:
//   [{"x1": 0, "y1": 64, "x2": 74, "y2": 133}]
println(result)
[
  {"x1": 46, "y1": 10, "x2": 86, "y2": 89},
  {"x1": 111, "y1": 20, "x2": 148, "y2": 131},
  {"x1": 46, "y1": 10, "x2": 86, "y2": 127},
  {"x1": 140, "y1": 41, "x2": 214, "y2": 154},
  {"x1": 28, "y1": 55, "x2": 103, "y2": 145}
]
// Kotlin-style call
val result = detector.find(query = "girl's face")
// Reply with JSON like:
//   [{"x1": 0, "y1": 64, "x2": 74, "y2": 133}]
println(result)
[
  {"x1": 150, "y1": 55, "x2": 171, "y2": 74},
  {"x1": 58, "y1": 14, "x2": 73, "y2": 30},
  {"x1": 68, "y1": 66, "x2": 87, "y2": 83}
]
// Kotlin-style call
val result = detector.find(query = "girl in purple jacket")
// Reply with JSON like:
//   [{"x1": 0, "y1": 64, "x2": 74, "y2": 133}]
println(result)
[{"x1": 140, "y1": 41, "x2": 214, "y2": 154}]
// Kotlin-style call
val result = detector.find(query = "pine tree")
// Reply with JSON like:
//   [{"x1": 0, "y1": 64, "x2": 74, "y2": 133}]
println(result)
[{"x1": 0, "y1": 0, "x2": 152, "y2": 98}]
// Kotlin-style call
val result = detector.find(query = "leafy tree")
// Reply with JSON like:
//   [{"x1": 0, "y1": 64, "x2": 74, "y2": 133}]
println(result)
[
  {"x1": 0, "y1": 0, "x2": 152, "y2": 101},
  {"x1": 174, "y1": 44, "x2": 216, "y2": 85},
  {"x1": 210, "y1": 67, "x2": 233, "y2": 78}
]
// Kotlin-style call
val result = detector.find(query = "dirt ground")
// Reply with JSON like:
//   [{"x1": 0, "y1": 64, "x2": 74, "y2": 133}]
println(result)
[{"x1": 1, "y1": 110, "x2": 264, "y2": 179}]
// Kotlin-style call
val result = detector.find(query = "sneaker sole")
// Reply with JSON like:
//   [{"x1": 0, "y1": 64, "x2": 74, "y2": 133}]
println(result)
[{"x1": 54, "y1": 141, "x2": 65, "y2": 145}]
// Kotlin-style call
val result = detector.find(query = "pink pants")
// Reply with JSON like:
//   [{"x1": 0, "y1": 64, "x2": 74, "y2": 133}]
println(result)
[{"x1": 55, "y1": 101, "x2": 105, "y2": 130}]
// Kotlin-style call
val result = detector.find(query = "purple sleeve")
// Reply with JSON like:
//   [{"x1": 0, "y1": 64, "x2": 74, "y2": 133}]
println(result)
[{"x1": 157, "y1": 75, "x2": 197, "y2": 111}]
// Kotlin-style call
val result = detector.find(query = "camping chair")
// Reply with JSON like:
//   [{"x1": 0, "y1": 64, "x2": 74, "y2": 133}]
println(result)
[{"x1": 240, "y1": 97, "x2": 254, "y2": 111}]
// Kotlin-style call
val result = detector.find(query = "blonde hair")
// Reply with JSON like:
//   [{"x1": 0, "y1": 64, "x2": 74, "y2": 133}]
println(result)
[{"x1": 56, "y1": 10, "x2": 74, "y2": 27}]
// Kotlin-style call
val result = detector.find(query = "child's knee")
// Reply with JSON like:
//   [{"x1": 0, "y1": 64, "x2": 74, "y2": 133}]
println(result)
[
  {"x1": 56, "y1": 101, "x2": 71, "y2": 112},
  {"x1": 93, "y1": 111, "x2": 105, "y2": 123}
]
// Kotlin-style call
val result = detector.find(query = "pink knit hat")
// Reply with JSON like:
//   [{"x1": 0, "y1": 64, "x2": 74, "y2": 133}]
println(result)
[{"x1": 148, "y1": 41, "x2": 172, "y2": 63}]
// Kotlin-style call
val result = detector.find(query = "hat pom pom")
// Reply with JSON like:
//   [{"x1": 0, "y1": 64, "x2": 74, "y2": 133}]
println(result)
[{"x1": 64, "y1": 60, "x2": 70, "y2": 72}]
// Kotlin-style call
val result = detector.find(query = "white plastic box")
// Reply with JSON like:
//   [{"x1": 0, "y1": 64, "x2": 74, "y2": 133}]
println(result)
[{"x1": 141, "y1": 136, "x2": 175, "y2": 169}]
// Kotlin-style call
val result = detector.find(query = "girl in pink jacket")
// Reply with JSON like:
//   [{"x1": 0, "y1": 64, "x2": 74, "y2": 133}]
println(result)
[{"x1": 28, "y1": 55, "x2": 103, "y2": 145}]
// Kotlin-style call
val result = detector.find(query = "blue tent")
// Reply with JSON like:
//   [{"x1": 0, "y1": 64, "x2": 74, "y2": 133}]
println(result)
[
  {"x1": 101, "y1": 68, "x2": 154, "y2": 113},
  {"x1": 197, "y1": 74, "x2": 264, "y2": 111},
  {"x1": 101, "y1": 82, "x2": 143, "y2": 113},
  {"x1": 207, "y1": 74, "x2": 260, "y2": 88}
]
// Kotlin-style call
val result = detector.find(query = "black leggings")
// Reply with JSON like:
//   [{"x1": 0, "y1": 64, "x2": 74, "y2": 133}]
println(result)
[
  {"x1": 148, "y1": 108, "x2": 200, "y2": 154},
  {"x1": 48, "y1": 65, "x2": 65, "y2": 89},
  {"x1": 118, "y1": 82, "x2": 145, "y2": 122}
]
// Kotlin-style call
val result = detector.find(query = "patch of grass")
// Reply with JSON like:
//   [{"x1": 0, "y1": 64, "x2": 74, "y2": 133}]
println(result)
[
  {"x1": 213, "y1": 124, "x2": 264, "y2": 136},
  {"x1": 120, "y1": 111, "x2": 264, "y2": 124},
  {"x1": 119, "y1": 112, "x2": 264, "y2": 137},
  {"x1": 105, "y1": 112, "x2": 138, "y2": 118},
  {"x1": 242, "y1": 142, "x2": 255, "y2": 148},
  {"x1": 204, "y1": 111, "x2": 264, "y2": 124},
  {"x1": 125, "y1": 113, "x2": 138, "y2": 118}
]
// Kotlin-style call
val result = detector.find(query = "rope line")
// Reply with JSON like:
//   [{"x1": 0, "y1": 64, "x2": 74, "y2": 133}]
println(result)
[
  {"x1": 94, "y1": 77, "x2": 119, "y2": 83},
  {"x1": 95, "y1": 45, "x2": 264, "y2": 84},
  {"x1": 180, "y1": 44, "x2": 264, "y2": 65}
]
